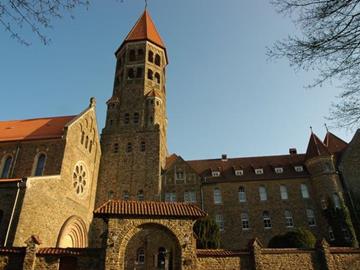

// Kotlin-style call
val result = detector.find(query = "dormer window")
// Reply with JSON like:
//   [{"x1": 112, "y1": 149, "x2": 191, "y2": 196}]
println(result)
[
  {"x1": 212, "y1": 171, "x2": 220, "y2": 177},
  {"x1": 235, "y1": 169, "x2": 243, "y2": 176},
  {"x1": 294, "y1": 165, "x2": 304, "y2": 172},
  {"x1": 255, "y1": 168, "x2": 263, "y2": 175},
  {"x1": 274, "y1": 167, "x2": 283, "y2": 174}
]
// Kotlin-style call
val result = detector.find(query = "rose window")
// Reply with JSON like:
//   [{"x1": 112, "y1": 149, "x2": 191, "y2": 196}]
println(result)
[{"x1": 73, "y1": 162, "x2": 88, "y2": 196}]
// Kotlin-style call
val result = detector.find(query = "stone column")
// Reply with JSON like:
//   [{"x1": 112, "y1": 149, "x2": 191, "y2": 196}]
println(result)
[{"x1": 23, "y1": 235, "x2": 41, "y2": 270}]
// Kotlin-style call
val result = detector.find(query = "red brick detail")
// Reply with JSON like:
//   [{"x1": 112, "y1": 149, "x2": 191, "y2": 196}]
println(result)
[
  {"x1": 37, "y1": 248, "x2": 101, "y2": 257},
  {"x1": 196, "y1": 249, "x2": 249, "y2": 257}
]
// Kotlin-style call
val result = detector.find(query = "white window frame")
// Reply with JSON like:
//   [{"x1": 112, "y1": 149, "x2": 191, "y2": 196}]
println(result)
[
  {"x1": 294, "y1": 165, "x2": 304, "y2": 172},
  {"x1": 306, "y1": 209, "x2": 316, "y2": 227},
  {"x1": 280, "y1": 185, "x2": 288, "y2": 200},
  {"x1": 165, "y1": 192, "x2": 176, "y2": 202},
  {"x1": 241, "y1": 213, "x2": 250, "y2": 230},
  {"x1": 213, "y1": 188, "x2": 222, "y2": 204},
  {"x1": 238, "y1": 186, "x2": 246, "y2": 202},
  {"x1": 275, "y1": 167, "x2": 283, "y2": 174},
  {"x1": 284, "y1": 210, "x2": 294, "y2": 228},
  {"x1": 259, "y1": 186, "x2": 267, "y2": 201},
  {"x1": 255, "y1": 168, "x2": 264, "y2": 175},
  {"x1": 235, "y1": 169, "x2": 243, "y2": 176},
  {"x1": 301, "y1": 184, "x2": 310, "y2": 199},
  {"x1": 328, "y1": 227, "x2": 335, "y2": 241},
  {"x1": 212, "y1": 171, "x2": 220, "y2": 177},
  {"x1": 215, "y1": 214, "x2": 224, "y2": 231},
  {"x1": 184, "y1": 191, "x2": 196, "y2": 203},
  {"x1": 263, "y1": 211, "x2": 272, "y2": 229}
]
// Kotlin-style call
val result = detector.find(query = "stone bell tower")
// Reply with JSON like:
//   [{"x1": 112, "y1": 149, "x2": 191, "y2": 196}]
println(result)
[{"x1": 96, "y1": 9, "x2": 168, "y2": 203}]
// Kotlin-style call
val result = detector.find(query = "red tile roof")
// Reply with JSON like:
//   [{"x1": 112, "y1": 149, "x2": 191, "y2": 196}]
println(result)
[
  {"x1": 196, "y1": 249, "x2": 249, "y2": 257},
  {"x1": 37, "y1": 248, "x2": 101, "y2": 256},
  {"x1": 94, "y1": 200, "x2": 207, "y2": 218},
  {"x1": 164, "y1": 154, "x2": 178, "y2": 170},
  {"x1": 324, "y1": 132, "x2": 348, "y2": 154},
  {"x1": 124, "y1": 10, "x2": 165, "y2": 49},
  {"x1": 0, "y1": 115, "x2": 76, "y2": 142},
  {"x1": 306, "y1": 132, "x2": 330, "y2": 159}
]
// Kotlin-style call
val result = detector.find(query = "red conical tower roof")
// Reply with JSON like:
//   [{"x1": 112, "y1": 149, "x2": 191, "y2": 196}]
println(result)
[
  {"x1": 324, "y1": 132, "x2": 348, "y2": 153},
  {"x1": 116, "y1": 10, "x2": 167, "y2": 59},
  {"x1": 306, "y1": 132, "x2": 330, "y2": 159}
]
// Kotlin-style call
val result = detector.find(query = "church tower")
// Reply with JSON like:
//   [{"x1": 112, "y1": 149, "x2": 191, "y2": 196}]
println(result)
[{"x1": 96, "y1": 10, "x2": 168, "y2": 203}]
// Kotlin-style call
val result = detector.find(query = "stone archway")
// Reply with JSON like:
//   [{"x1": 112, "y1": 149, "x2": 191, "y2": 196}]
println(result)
[
  {"x1": 56, "y1": 215, "x2": 88, "y2": 248},
  {"x1": 122, "y1": 223, "x2": 182, "y2": 270}
]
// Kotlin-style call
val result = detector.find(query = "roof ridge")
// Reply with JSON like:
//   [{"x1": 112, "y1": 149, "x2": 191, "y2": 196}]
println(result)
[{"x1": 0, "y1": 115, "x2": 76, "y2": 123}]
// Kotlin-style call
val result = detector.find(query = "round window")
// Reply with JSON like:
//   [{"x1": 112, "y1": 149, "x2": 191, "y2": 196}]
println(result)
[{"x1": 73, "y1": 162, "x2": 88, "y2": 196}]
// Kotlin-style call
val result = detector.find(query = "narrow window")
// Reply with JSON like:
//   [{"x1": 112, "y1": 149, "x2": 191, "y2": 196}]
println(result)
[
  {"x1": 155, "y1": 72, "x2": 161, "y2": 84},
  {"x1": 259, "y1": 186, "x2": 267, "y2": 201},
  {"x1": 301, "y1": 184, "x2": 310, "y2": 199},
  {"x1": 280, "y1": 185, "x2": 288, "y2": 200},
  {"x1": 147, "y1": 69, "x2": 153, "y2": 80},
  {"x1": 184, "y1": 191, "x2": 196, "y2": 203},
  {"x1": 263, "y1": 211, "x2": 272, "y2": 229},
  {"x1": 140, "y1": 141, "x2": 146, "y2": 152},
  {"x1": 127, "y1": 68, "x2": 135, "y2": 79},
  {"x1": 81, "y1": 131, "x2": 85, "y2": 144},
  {"x1": 255, "y1": 168, "x2": 263, "y2": 175},
  {"x1": 275, "y1": 167, "x2": 283, "y2": 174},
  {"x1": 155, "y1": 54, "x2": 161, "y2": 66},
  {"x1": 136, "y1": 67, "x2": 143, "y2": 78},
  {"x1": 157, "y1": 247, "x2": 166, "y2": 268},
  {"x1": 165, "y1": 192, "x2": 176, "y2": 202},
  {"x1": 213, "y1": 188, "x2": 222, "y2": 204},
  {"x1": 148, "y1": 51, "x2": 154, "y2": 62},
  {"x1": 85, "y1": 136, "x2": 89, "y2": 149},
  {"x1": 137, "y1": 248, "x2": 145, "y2": 264},
  {"x1": 238, "y1": 186, "x2": 246, "y2": 202},
  {"x1": 175, "y1": 169, "x2": 184, "y2": 181},
  {"x1": 284, "y1": 210, "x2": 294, "y2": 228},
  {"x1": 137, "y1": 190, "x2": 144, "y2": 201},
  {"x1": 89, "y1": 140, "x2": 93, "y2": 153},
  {"x1": 241, "y1": 213, "x2": 250, "y2": 230},
  {"x1": 1, "y1": 156, "x2": 13, "y2": 178},
  {"x1": 113, "y1": 143, "x2": 119, "y2": 153},
  {"x1": 333, "y1": 193, "x2": 341, "y2": 209},
  {"x1": 342, "y1": 227, "x2": 351, "y2": 240},
  {"x1": 129, "y1": 49, "x2": 136, "y2": 61},
  {"x1": 133, "y1": 112, "x2": 139, "y2": 124},
  {"x1": 306, "y1": 209, "x2": 316, "y2": 226},
  {"x1": 34, "y1": 153, "x2": 46, "y2": 176},
  {"x1": 126, "y1": 143, "x2": 132, "y2": 153},
  {"x1": 294, "y1": 165, "x2": 304, "y2": 172},
  {"x1": 215, "y1": 214, "x2": 224, "y2": 231},
  {"x1": 328, "y1": 227, "x2": 335, "y2": 241},
  {"x1": 124, "y1": 113, "x2": 130, "y2": 124},
  {"x1": 123, "y1": 191, "x2": 129, "y2": 200}
]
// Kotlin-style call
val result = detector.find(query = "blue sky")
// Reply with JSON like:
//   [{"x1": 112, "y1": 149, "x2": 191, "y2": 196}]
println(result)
[{"x1": 0, "y1": 0, "x2": 354, "y2": 160}]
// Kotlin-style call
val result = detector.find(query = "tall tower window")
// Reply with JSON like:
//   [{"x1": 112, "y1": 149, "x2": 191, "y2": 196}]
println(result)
[
  {"x1": 81, "y1": 131, "x2": 85, "y2": 144},
  {"x1": 133, "y1": 113, "x2": 139, "y2": 124},
  {"x1": 1, "y1": 156, "x2": 13, "y2": 178},
  {"x1": 155, "y1": 72, "x2": 161, "y2": 84},
  {"x1": 34, "y1": 153, "x2": 46, "y2": 176},
  {"x1": 147, "y1": 69, "x2": 153, "y2": 80},
  {"x1": 140, "y1": 141, "x2": 146, "y2": 152},
  {"x1": 136, "y1": 67, "x2": 143, "y2": 78},
  {"x1": 155, "y1": 54, "x2": 161, "y2": 66},
  {"x1": 129, "y1": 49, "x2": 136, "y2": 61},
  {"x1": 124, "y1": 113, "x2": 130, "y2": 124},
  {"x1": 148, "y1": 51, "x2": 154, "y2": 62},
  {"x1": 127, "y1": 68, "x2": 135, "y2": 79},
  {"x1": 126, "y1": 143, "x2": 132, "y2": 153}
]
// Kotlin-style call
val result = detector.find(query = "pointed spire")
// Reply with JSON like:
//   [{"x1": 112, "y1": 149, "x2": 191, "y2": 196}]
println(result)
[
  {"x1": 306, "y1": 131, "x2": 330, "y2": 159},
  {"x1": 324, "y1": 132, "x2": 348, "y2": 154}
]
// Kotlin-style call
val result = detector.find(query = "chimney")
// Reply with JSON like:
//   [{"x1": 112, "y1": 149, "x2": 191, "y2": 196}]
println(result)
[
  {"x1": 221, "y1": 154, "x2": 228, "y2": 161},
  {"x1": 289, "y1": 148, "x2": 297, "y2": 155}
]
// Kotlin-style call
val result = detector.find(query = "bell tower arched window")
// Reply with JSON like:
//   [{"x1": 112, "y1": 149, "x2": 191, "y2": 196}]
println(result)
[
  {"x1": 155, "y1": 54, "x2": 161, "y2": 66},
  {"x1": 155, "y1": 72, "x2": 161, "y2": 84},
  {"x1": 147, "y1": 69, "x2": 153, "y2": 80},
  {"x1": 1, "y1": 156, "x2": 12, "y2": 179},
  {"x1": 148, "y1": 51, "x2": 154, "y2": 62},
  {"x1": 34, "y1": 153, "x2": 46, "y2": 176}
]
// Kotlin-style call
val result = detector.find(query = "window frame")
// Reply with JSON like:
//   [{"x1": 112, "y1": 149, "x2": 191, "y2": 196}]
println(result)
[
  {"x1": 0, "y1": 155, "x2": 13, "y2": 179},
  {"x1": 280, "y1": 185, "x2": 288, "y2": 200},
  {"x1": 238, "y1": 186, "x2": 246, "y2": 202},
  {"x1": 213, "y1": 188, "x2": 222, "y2": 204},
  {"x1": 33, "y1": 153, "x2": 46, "y2": 177},
  {"x1": 301, "y1": 184, "x2": 310, "y2": 199},
  {"x1": 259, "y1": 186, "x2": 267, "y2": 201}
]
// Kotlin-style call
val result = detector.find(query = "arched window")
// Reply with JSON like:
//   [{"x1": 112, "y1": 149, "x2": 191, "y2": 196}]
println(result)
[
  {"x1": 136, "y1": 67, "x2": 143, "y2": 78},
  {"x1": 333, "y1": 193, "x2": 341, "y2": 209},
  {"x1": 213, "y1": 188, "x2": 222, "y2": 204},
  {"x1": 137, "y1": 190, "x2": 144, "y2": 201},
  {"x1": 148, "y1": 51, "x2": 154, "y2": 62},
  {"x1": 136, "y1": 248, "x2": 145, "y2": 264},
  {"x1": 81, "y1": 131, "x2": 85, "y2": 144},
  {"x1": 155, "y1": 54, "x2": 161, "y2": 66},
  {"x1": 133, "y1": 113, "x2": 139, "y2": 124},
  {"x1": 155, "y1": 72, "x2": 161, "y2": 84},
  {"x1": 129, "y1": 49, "x2": 136, "y2": 61},
  {"x1": 280, "y1": 185, "x2": 288, "y2": 200},
  {"x1": 140, "y1": 141, "x2": 146, "y2": 152},
  {"x1": 238, "y1": 186, "x2": 246, "y2": 202},
  {"x1": 113, "y1": 143, "x2": 119, "y2": 153},
  {"x1": 284, "y1": 210, "x2": 294, "y2": 228},
  {"x1": 157, "y1": 247, "x2": 166, "y2": 268},
  {"x1": 126, "y1": 143, "x2": 132, "y2": 153},
  {"x1": 1, "y1": 156, "x2": 12, "y2": 178},
  {"x1": 147, "y1": 69, "x2": 153, "y2": 80},
  {"x1": 124, "y1": 113, "x2": 130, "y2": 124},
  {"x1": 259, "y1": 186, "x2": 267, "y2": 201},
  {"x1": 127, "y1": 68, "x2": 135, "y2": 79},
  {"x1": 263, "y1": 211, "x2": 272, "y2": 229},
  {"x1": 301, "y1": 184, "x2": 310, "y2": 199},
  {"x1": 85, "y1": 136, "x2": 89, "y2": 149},
  {"x1": 306, "y1": 209, "x2": 316, "y2": 226},
  {"x1": 34, "y1": 153, "x2": 46, "y2": 176},
  {"x1": 123, "y1": 191, "x2": 129, "y2": 200},
  {"x1": 241, "y1": 212, "x2": 250, "y2": 230}
]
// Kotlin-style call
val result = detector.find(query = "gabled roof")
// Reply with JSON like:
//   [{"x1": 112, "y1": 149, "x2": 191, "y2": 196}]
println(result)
[
  {"x1": 0, "y1": 115, "x2": 76, "y2": 142},
  {"x1": 324, "y1": 132, "x2": 348, "y2": 154},
  {"x1": 164, "y1": 154, "x2": 178, "y2": 170},
  {"x1": 94, "y1": 200, "x2": 207, "y2": 219},
  {"x1": 306, "y1": 132, "x2": 330, "y2": 159}
]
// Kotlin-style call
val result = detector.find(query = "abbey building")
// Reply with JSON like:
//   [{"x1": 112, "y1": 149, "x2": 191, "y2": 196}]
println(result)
[{"x1": 0, "y1": 9, "x2": 360, "y2": 270}]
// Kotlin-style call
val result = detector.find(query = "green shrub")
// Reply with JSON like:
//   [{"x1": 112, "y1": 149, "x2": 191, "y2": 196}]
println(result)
[
  {"x1": 268, "y1": 228, "x2": 316, "y2": 248},
  {"x1": 193, "y1": 216, "x2": 220, "y2": 249}
]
